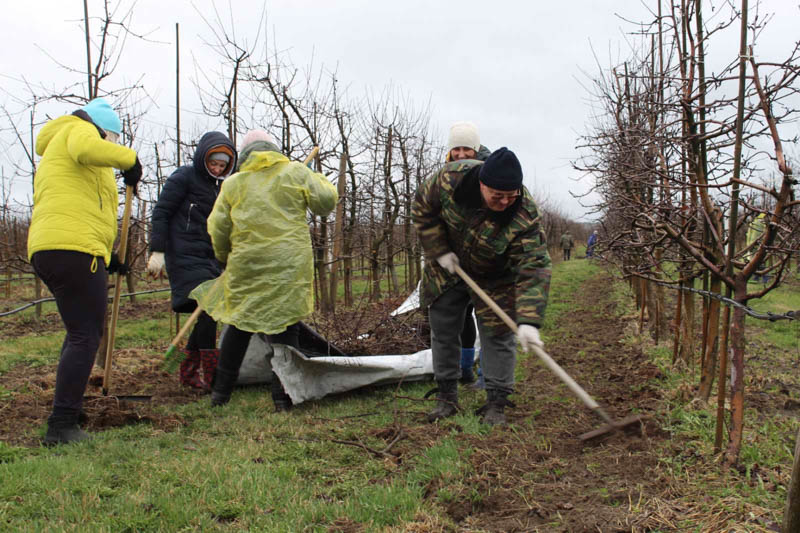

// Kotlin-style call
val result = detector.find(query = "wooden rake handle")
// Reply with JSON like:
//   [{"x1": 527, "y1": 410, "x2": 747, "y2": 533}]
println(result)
[
  {"x1": 453, "y1": 264, "x2": 608, "y2": 419},
  {"x1": 102, "y1": 184, "x2": 134, "y2": 395}
]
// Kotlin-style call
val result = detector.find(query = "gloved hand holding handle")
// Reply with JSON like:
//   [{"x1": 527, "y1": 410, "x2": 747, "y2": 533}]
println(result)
[
  {"x1": 436, "y1": 252, "x2": 459, "y2": 274},
  {"x1": 107, "y1": 252, "x2": 129, "y2": 276},
  {"x1": 517, "y1": 324, "x2": 543, "y2": 352},
  {"x1": 122, "y1": 156, "x2": 142, "y2": 193},
  {"x1": 147, "y1": 252, "x2": 165, "y2": 278}
]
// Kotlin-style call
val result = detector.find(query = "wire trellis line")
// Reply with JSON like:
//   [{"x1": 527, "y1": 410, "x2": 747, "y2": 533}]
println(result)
[
  {"x1": 0, "y1": 287, "x2": 171, "y2": 318},
  {"x1": 648, "y1": 279, "x2": 797, "y2": 322}
]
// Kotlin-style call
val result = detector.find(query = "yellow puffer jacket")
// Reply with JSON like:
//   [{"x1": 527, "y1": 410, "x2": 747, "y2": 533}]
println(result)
[{"x1": 27, "y1": 115, "x2": 136, "y2": 266}]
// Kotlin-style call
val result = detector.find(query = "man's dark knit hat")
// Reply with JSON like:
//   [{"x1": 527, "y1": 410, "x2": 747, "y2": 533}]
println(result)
[{"x1": 479, "y1": 147, "x2": 523, "y2": 191}]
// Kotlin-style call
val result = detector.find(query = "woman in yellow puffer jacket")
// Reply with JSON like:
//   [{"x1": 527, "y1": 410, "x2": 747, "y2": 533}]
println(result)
[{"x1": 27, "y1": 98, "x2": 142, "y2": 445}]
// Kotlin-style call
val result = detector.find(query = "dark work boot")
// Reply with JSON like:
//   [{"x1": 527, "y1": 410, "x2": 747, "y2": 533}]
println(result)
[
  {"x1": 43, "y1": 411, "x2": 90, "y2": 446},
  {"x1": 210, "y1": 367, "x2": 239, "y2": 407},
  {"x1": 270, "y1": 372, "x2": 293, "y2": 413},
  {"x1": 426, "y1": 379, "x2": 459, "y2": 423},
  {"x1": 459, "y1": 348, "x2": 476, "y2": 384},
  {"x1": 477, "y1": 389, "x2": 513, "y2": 426},
  {"x1": 199, "y1": 349, "x2": 219, "y2": 392}
]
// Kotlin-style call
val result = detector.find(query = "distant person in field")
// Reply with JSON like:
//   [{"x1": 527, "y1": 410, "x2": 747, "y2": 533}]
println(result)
[
  {"x1": 559, "y1": 230, "x2": 574, "y2": 261},
  {"x1": 413, "y1": 147, "x2": 552, "y2": 426},
  {"x1": 147, "y1": 132, "x2": 236, "y2": 391},
  {"x1": 190, "y1": 130, "x2": 338, "y2": 412},
  {"x1": 586, "y1": 230, "x2": 598, "y2": 258},
  {"x1": 27, "y1": 98, "x2": 142, "y2": 445},
  {"x1": 444, "y1": 121, "x2": 491, "y2": 386}
]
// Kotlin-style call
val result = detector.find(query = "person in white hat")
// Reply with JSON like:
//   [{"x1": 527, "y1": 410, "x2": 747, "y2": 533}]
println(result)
[{"x1": 444, "y1": 122, "x2": 492, "y2": 386}]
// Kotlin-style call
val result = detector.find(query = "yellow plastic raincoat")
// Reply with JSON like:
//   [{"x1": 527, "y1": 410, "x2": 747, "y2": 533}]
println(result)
[{"x1": 190, "y1": 150, "x2": 338, "y2": 334}]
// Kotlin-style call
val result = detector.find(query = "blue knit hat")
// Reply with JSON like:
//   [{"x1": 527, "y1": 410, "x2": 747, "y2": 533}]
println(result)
[
  {"x1": 479, "y1": 147, "x2": 523, "y2": 191},
  {"x1": 81, "y1": 98, "x2": 122, "y2": 134}
]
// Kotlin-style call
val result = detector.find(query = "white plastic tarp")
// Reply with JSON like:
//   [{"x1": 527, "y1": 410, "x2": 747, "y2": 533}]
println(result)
[
  {"x1": 271, "y1": 345, "x2": 434, "y2": 404},
  {"x1": 230, "y1": 283, "x2": 477, "y2": 405},
  {"x1": 232, "y1": 329, "x2": 434, "y2": 404}
]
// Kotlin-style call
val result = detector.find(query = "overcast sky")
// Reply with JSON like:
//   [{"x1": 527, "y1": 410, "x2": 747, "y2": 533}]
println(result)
[{"x1": 3, "y1": 0, "x2": 798, "y2": 218}]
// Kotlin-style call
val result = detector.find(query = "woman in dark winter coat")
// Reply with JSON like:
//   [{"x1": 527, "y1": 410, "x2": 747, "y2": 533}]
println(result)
[{"x1": 147, "y1": 131, "x2": 236, "y2": 390}]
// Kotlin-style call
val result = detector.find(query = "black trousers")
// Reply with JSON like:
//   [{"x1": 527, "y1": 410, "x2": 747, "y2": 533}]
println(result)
[
  {"x1": 32, "y1": 250, "x2": 107, "y2": 416},
  {"x1": 218, "y1": 323, "x2": 300, "y2": 374},
  {"x1": 185, "y1": 310, "x2": 217, "y2": 351}
]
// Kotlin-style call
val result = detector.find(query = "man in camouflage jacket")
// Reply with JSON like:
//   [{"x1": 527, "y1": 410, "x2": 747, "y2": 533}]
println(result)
[{"x1": 412, "y1": 147, "x2": 551, "y2": 425}]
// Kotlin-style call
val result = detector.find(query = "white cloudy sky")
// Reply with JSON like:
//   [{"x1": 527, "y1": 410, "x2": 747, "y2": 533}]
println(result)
[{"x1": 3, "y1": 0, "x2": 798, "y2": 218}]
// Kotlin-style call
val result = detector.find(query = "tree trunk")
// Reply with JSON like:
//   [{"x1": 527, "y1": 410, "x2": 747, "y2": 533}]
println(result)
[
  {"x1": 714, "y1": 304, "x2": 731, "y2": 452},
  {"x1": 698, "y1": 275, "x2": 721, "y2": 401},
  {"x1": 671, "y1": 289, "x2": 682, "y2": 364},
  {"x1": 328, "y1": 153, "x2": 347, "y2": 312},
  {"x1": 725, "y1": 279, "x2": 748, "y2": 465},
  {"x1": 316, "y1": 217, "x2": 330, "y2": 311},
  {"x1": 638, "y1": 277, "x2": 647, "y2": 335},
  {"x1": 679, "y1": 288, "x2": 696, "y2": 366},
  {"x1": 782, "y1": 426, "x2": 800, "y2": 532}
]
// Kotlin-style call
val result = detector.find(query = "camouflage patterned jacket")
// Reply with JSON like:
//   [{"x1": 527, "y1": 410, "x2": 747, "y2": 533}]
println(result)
[{"x1": 412, "y1": 160, "x2": 551, "y2": 334}]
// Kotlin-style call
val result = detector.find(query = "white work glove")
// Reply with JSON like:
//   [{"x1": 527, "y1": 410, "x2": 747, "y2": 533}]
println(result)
[
  {"x1": 147, "y1": 252, "x2": 166, "y2": 278},
  {"x1": 436, "y1": 252, "x2": 459, "y2": 274},
  {"x1": 517, "y1": 324, "x2": 543, "y2": 352}
]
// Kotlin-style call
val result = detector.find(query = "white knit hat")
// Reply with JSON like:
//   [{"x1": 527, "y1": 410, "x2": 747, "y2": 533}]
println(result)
[{"x1": 447, "y1": 121, "x2": 480, "y2": 152}]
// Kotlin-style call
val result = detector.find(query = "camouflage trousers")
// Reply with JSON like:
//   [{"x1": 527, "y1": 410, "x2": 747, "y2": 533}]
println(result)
[{"x1": 429, "y1": 281, "x2": 516, "y2": 394}]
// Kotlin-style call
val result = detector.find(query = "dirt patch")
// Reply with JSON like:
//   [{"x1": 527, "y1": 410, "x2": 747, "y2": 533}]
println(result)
[
  {"x1": 0, "y1": 348, "x2": 201, "y2": 447},
  {"x1": 365, "y1": 270, "x2": 782, "y2": 531},
  {"x1": 418, "y1": 273, "x2": 673, "y2": 531}
]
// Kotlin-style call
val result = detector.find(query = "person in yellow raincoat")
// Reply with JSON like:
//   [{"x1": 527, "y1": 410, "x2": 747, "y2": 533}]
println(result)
[{"x1": 191, "y1": 130, "x2": 338, "y2": 411}]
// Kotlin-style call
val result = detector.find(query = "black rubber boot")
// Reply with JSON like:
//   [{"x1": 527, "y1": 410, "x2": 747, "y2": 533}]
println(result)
[
  {"x1": 43, "y1": 412, "x2": 90, "y2": 446},
  {"x1": 426, "y1": 379, "x2": 459, "y2": 423},
  {"x1": 477, "y1": 389, "x2": 513, "y2": 426},
  {"x1": 270, "y1": 372, "x2": 293, "y2": 413},
  {"x1": 210, "y1": 367, "x2": 239, "y2": 407}
]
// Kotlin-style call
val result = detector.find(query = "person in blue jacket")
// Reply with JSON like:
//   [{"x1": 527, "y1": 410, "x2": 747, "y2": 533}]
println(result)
[
  {"x1": 586, "y1": 230, "x2": 598, "y2": 258},
  {"x1": 147, "y1": 132, "x2": 236, "y2": 390}
]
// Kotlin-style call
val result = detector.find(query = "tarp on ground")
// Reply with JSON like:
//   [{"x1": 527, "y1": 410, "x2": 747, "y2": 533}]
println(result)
[
  {"x1": 232, "y1": 325, "x2": 434, "y2": 404},
  {"x1": 231, "y1": 284, "x2": 479, "y2": 404}
]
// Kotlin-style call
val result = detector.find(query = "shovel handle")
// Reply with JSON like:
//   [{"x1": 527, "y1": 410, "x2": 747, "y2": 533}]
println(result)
[
  {"x1": 103, "y1": 184, "x2": 134, "y2": 394},
  {"x1": 453, "y1": 264, "x2": 601, "y2": 411},
  {"x1": 166, "y1": 305, "x2": 204, "y2": 352}
]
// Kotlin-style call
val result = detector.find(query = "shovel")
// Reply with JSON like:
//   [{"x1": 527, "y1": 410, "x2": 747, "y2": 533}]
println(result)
[
  {"x1": 162, "y1": 146, "x2": 322, "y2": 372},
  {"x1": 98, "y1": 184, "x2": 151, "y2": 402},
  {"x1": 453, "y1": 264, "x2": 642, "y2": 440}
]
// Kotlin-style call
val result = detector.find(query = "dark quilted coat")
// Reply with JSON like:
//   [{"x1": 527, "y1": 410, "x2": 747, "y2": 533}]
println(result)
[{"x1": 149, "y1": 131, "x2": 236, "y2": 312}]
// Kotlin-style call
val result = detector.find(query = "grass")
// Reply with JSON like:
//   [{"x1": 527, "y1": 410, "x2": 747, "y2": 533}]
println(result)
[
  {"x1": 2, "y1": 257, "x2": 798, "y2": 530},
  {"x1": 0, "y1": 381, "x2": 469, "y2": 531}
]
